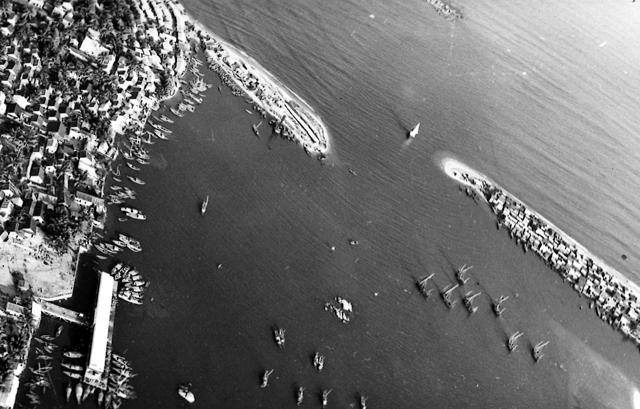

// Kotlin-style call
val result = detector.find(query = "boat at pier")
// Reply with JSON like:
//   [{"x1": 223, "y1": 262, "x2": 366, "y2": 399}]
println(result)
[
  {"x1": 61, "y1": 362, "x2": 84, "y2": 372},
  {"x1": 75, "y1": 382, "x2": 83, "y2": 404},
  {"x1": 201, "y1": 195, "x2": 209, "y2": 215},
  {"x1": 63, "y1": 351, "x2": 83, "y2": 359},
  {"x1": 65, "y1": 383, "x2": 72, "y2": 402},
  {"x1": 408, "y1": 122, "x2": 420, "y2": 138}
]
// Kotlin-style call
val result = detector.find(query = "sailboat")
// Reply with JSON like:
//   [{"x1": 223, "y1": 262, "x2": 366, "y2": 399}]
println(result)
[
  {"x1": 408, "y1": 122, "x2": 420, "y2": 138},
  {"x1": 201, "y1": 195, "x2": 209, "y2": 215}
]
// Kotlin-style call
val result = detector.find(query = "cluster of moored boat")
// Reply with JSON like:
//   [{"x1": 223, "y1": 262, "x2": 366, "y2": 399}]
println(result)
[
  {"x1": 171, "y1": 62, "x2": 210, "y2": 118},
  {"x1": 110, "y1": 262, "x2": 147, "y2": 305},
  {"x1": 120, "y1": 206, "x2": 146, "y2": 221},
  {"x1": 415, "y1": 264, "x2": 550, "y2": 360},
  {"x1": 324, "y1": 296, "x2": 353, "y2": 323},
  {"x1": 107, "y1": 184, "x2": 136, "y2": 206},
  {"x1": 25, "y1": 331, "x2": 63, "y2": 406},
  {"x1": 95, "y1": 234, "x2": 142, "y2": 259}
]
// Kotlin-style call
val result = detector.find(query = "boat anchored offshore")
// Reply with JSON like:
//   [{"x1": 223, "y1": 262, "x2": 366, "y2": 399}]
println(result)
[
  {"x1": 313, "y1": 352, "x2": 325, "y2": 372},
  {"x1": 322, "y1": 389, "x2": 332, "y2": 408},
  {"x1": 178, "y1": 383, "x2": 195, "y2": 403},
  {"x1": 260, "y1": 369, "x2": 274, "y2": 388},
  {"x1": 297, "y1": 386, "x2": 305, "y2": 406},
  {"x1": 408, "y1": 122, "x2": 420, "y2": 138},
  {"x1": 532, "y1": 340, "x2": 549, "y2": 362},
  {"x1": 201, "y1": 195, "x2": 209, "y2": 215},
  {"x1": 274, "y1": 327, "x2": 285, "y2": 349}
]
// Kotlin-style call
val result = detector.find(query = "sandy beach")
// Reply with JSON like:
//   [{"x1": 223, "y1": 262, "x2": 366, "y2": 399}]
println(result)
[
  {"x1": 439, "y1": 154, "x2": 640, "y2": 296},
  {"x1": 0, "y1": 235, "x2": 76, "y2": 300}
]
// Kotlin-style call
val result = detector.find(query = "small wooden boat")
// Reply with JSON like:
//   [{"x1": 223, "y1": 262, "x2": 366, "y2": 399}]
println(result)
[
  {"x1": 201, "y1": 195, "x2": 209, "y2": 215},
  {"x1": 63, "y1": 351, "x2": 84, "y2": 359},
  {"x1": 297, "y1": 386, "x2": 304, "y2": 406},
  {"x1": 65, "y1": 383, "x2": 72, "y2": 403},
  {"x1": 178, "y1": 383, "x2": 195, "y2": 403},
  {"x1": 64, "y1": 370, "x2": 81, "y2": 380}
]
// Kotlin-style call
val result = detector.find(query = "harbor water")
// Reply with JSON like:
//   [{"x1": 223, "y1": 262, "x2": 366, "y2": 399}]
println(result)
[{"x1": 43, "y1": 0, "x2": 640, "y2": 408}]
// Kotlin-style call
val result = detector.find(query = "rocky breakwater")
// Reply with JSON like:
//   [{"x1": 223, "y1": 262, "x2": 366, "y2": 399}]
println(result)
[
  {"x1": 441, "y1": 157, "x2": 640, "y2": 350},
  {"x1": 196, "y1": 29, "x2": 329, "y2": 157}
]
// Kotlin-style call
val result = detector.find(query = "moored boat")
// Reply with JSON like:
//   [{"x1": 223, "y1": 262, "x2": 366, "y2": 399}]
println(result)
[
  {"x1": 75, "y1": 382, "x2": 83, "y2": 404},
  {"x1": 63, "y1": 351, "x2": 84, "y2": 359},
  {"x1": 65, "y1": 383, "x2": 72, "y2": 402},
  {"x1": 127, "y1": 176, "x2": 146, "y2": 185}
]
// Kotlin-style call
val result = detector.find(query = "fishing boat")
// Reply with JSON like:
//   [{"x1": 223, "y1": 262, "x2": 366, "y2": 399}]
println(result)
[
  {"x1": 297, "y1": 386, "x2": 304, "y2": 406},
  {"x1": 201, "y1": 195, "x2": 209, "y2": 215},
  {"x1": 408, "y1": 122, "x2": 420, "y2": 138},
  {"x1": 252, "y1": 121, "x2": 263, "y2": 137},
  {"x1": 532, "y1": 340, "x2": 549, "y2": 362},
  {"x1": 82, "y1": 385, "x2": 93, "y2": 402},
  {"x1": 416, "y1": 273, "x2": 435, "y2": 298},
  {"x1": 273, "y1": 327, "x2": 285, "y2": 349},
  {"x1": 507, "y1": 331, "x2": 524, "y2": 352},
  {"x1": 113, "y1": 176, "x2": 122, "y2": 182},
  {"x1": 127, "y1": 241, "x2": 142, "y2": 252},
  {"x1": 463, "y1": 291, "x2": 481, "y2": 314},
  {"x1": 97, "y1": 389, "x2": 104, "y2": 406},
  {"x1": 126, "y1": 162, "x2": 141, "y2": 171},
  {"x1": 63, "y1": 351, "x2": 84, "y2": 359},
  {"x1": 159, "y1": 115, "x2": 174, "y2": 123},
  {"x1": 66, "y1": 383, "x2": 72, "y2": 402},
  {"x1": 313, "y1": 352, "x2": 325, "y2": 371},
  {"x1": 455, "y1": 264, "x2": 473, "y2": 285},
  {"x1": 322, "y1": 389, "x2": 332, "y2": 408},
  {"x1": 360, "y1": 395, "x2": 368, "y2": 409},
  {"x1": 127, "y1": 176, "x2": 146, "y2": 185},
  {"x1": 75, "y1": 382, "x2": 83, "y2": 403},
  {"x1": 61, "y1": 362, "x2": 84, "y2": 372},
  {"x1": 260, "y1": 369, "x2": 274, "y2": 388},
  {"x1": 492, "y1": 295, "x2": 509, "y2": 317},
  {"x1": 178, "y1": 383, "x2": 195, "y2": 403}
]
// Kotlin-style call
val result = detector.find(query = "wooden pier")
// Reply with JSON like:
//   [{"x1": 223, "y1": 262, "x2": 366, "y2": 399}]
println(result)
[{"x1": 41, "y1": 301, "x2": 88, "y2": 326}]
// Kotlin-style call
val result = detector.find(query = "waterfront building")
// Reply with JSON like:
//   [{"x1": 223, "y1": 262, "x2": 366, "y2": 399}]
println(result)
[{"x1": 84, "y1": 273, "x2": 118, "y2": 390}]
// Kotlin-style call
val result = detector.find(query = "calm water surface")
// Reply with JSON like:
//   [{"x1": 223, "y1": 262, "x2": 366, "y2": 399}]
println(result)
[{"x1": 38, "y1": 0, "x2": 640, "y2": 408}]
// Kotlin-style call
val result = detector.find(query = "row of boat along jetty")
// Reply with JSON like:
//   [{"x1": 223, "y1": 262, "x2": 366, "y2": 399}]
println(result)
[
  {"x1": 109, "y1": 262, "x2": 148, "y2": 305},
  {"x1": 94, "y1": 233, "x2": 142, "y2": 259},
  {"x1": 24, "y1": 323, "x2": 138, "y2": 409},
  {"x1": 415, "y1": 264, "x2": 549, "y2": 361}
]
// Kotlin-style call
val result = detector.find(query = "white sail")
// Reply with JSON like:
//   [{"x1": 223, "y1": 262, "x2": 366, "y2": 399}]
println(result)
[{"x1": 409, "y1": 122, "x2": 420, "y2": 138}]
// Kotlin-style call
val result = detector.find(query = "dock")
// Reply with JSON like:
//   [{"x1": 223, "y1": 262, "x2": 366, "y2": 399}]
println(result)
[{"x1": 41, "y1": 301, "x2": 88, "y2": 326}]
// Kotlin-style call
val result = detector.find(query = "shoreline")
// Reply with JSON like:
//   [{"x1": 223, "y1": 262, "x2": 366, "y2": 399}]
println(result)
[
  {"x1": 439, "y1": 154, "x2": 640, "y2": 343},
  {"x1": 186, "y1": 11, "x2": 330, "y2": 157}
]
